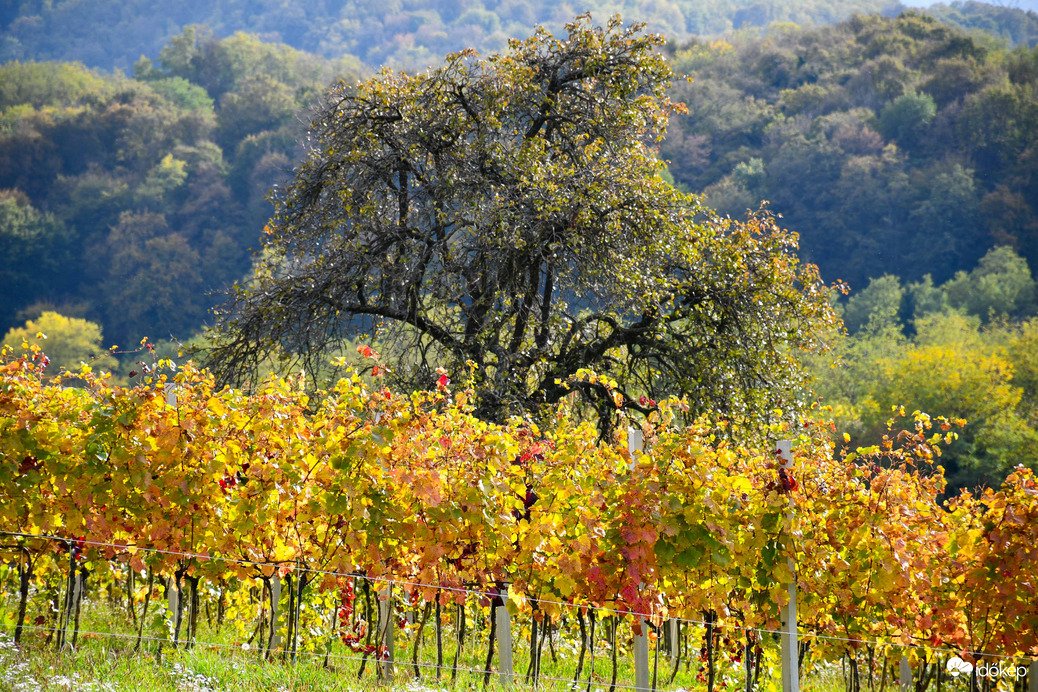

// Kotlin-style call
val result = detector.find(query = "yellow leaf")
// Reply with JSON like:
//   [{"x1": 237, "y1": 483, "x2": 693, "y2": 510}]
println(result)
[
  {"x1": 773, "y1": 561, "x2": 794, "y2": 584},
  {"x1": 731, "y1": 476, "x2": 752, "y2": 495}
]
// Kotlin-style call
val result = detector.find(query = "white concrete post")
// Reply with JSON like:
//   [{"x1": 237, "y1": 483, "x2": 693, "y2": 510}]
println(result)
[
  {"x1": 495, "y1": 585, "x2": 513, "y2": 687},
  {"x1": 899, "y1": 656, "x2": 912, "y2": 692},
  {"x1": 777, "y1": 439, "x2": 799, "y2": 692},
  {"x1": 628, "y1": 427, "x2": 644, "y2": 469},
  {"x1": 629, "y1": 427, "x2": 650, "y2": 690},
  {"x1": 269, "y1": 575, "x2": 282, "y2": 650},
  {"x1": 634, "y1": 618, "x2": 650, "y2": 691},
  {"x1": 746, "y1": 637, "x2": 754, "y2": 692},
  {"x1": 167, "y1": 576, "x2": 179, "y2": 627},
  {"x1": 378, "y1": 584, "x2": 394, "y2": 680},
  {"x1": 668, "y1": 618, "x2": 679, "y2": 666}
]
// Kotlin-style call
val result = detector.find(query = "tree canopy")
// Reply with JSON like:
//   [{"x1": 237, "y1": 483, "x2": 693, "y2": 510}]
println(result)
[
  {"x1": 207, "y1": 16, "x2": 838, "y2": 431},
  {"x1": 1, "y1": 311, "x2": 117, "y2": 374},
  {"x1": 4, "y1": 0, "x2": 1036, "y2": 72},
  {"x1": 663, "y1": 11, "x2": 1038, "y2": 292},
  {"x1": 807, "y1": 246, "x2": 1038, "y2": 493}
]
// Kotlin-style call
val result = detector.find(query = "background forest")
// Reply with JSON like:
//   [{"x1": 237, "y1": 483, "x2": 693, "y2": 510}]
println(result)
[
  {"x1": 2, "y1": 0, "x2": 1038, "y2": 492},
  {"x1": 3, "y1": 0, "x2": 1038, "y2": 69}
]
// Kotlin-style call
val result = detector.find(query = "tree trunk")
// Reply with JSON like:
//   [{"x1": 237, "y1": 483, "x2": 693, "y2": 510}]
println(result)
[
  {"x1": 134, "y1": 571, "x2": 154, "y2": 653},
  {"x1": 14, "y1": 553, "x2": 32, "y2": 644},
  {"x1": 291, "y1": 572, "x2": 307, "y2": 663},
  {"x1": 358, "y1": 579, "x2": 374, "y2": 678},
  {"x1": 71, "y1": 567, "x2": 87, "y2": 649},
  {"x1": 256, "y1": 579, "x2": 268, "y2": 660},
  {"x1": 56, "y1": 545, "x2": 76, "y2": 652},
  {"x1": 652, "y1": 619, "x2": 661, "y2": 691},
  {"x1": 547, "y1": 614, "x2": 557, "y2": 663},
  {"x1": 848, "y1": 653, "x2": 861, "y2": 692},
  {"x1": 526, "y1": 607, "x2": 539, "y2": 682},
  {"x1": 608, "y1": 617, "x2": 619, "y2": 692},
  {"x1": 126, "y1": 565, "x2": 136, "y2": 626},
  {"x1": 573, "y1": 609, "x2": 588, "y2": 686},
  {"x1": 186, "y1": 575, "x2": 200, "y2": 650},
  {"x1": 171, "y1": 570, "x2": 185, "y2": 647},
  {"x1": 451, "y1": 601, "x2": 465, "y2": 683},
  {"x1": 705, "y1": 610, "x2": 716, "y2": 692},
  {"x1": 435, "y1": 595, "x2": 443, "y2": 680},
  {"x1": 482, "y1": 601, "x2": 497, "y2": 690},
  {"x1": 535, "y1": 614, "x2": 550, "y2": 685},
  {"x1": 586, "y1": 610, "x2": 597, "y2": 692},
  {"x1": 670, "y1": 621, "x2": 684, "y2": 685},
  {"x1": 412, "y1": 601, "x2": 431, "y2": 678}
]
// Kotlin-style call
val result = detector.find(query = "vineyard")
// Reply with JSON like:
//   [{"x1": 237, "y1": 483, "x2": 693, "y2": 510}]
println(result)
[{"x1": 1, "y1": 343, "x2": 1037, "y2": 691}]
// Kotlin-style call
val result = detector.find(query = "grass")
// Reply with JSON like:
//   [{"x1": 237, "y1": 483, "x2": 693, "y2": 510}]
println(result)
[{"x1": 0, "y1": 582, "x2": 862, "y2": 692}]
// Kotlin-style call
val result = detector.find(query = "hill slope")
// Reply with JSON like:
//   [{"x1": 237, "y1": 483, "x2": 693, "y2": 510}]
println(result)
[
  {"x1": 662, "y1": 11, "x2": 1038, "y2": 291},
  {"x1": 4, "y1": 0, "x2": 908, "y2": 70}
]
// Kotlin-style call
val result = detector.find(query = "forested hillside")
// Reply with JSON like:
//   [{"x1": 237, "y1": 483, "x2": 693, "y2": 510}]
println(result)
[
  {"x1": 0, "y1": 31, "x2": 364, "y2": 362},
  {"x1": 924, "y1": 1, "x2": 1038, "y2": 47},
  {"x1": 3, "y1": 0, "x2": 1036, "y2": 73},
  {"x1": 663, "y1": 11, "x2": 1038, "y2": 291},
  {"x1": 0, "y1": 0, "x2": 900, "y2": 70},
  {"x1": 4, "y1": 12, "x2": 1038, "y2": 361}
]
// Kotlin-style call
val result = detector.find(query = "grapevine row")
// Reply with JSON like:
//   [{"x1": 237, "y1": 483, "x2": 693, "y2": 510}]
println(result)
[{"x1": 0, "y1": 344, "x2": 1035, "y2": 670}]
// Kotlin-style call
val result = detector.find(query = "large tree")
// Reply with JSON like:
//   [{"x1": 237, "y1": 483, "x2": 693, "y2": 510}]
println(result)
[{"x1": 207, "y1": 16, "x2": 838, "y2": 430}]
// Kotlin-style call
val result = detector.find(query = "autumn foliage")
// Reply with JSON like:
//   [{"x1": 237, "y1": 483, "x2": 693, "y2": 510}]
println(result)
[{"x1": 1, "y1": 344, "x2": 1036, "y2": 663}]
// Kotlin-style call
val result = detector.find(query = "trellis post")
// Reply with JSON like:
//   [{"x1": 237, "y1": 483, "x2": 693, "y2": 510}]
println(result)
[
  {"x1": 378, "y1": 583, "x2": 394, "y2": 680},
  {"x1": 269, "y1": 575, "x2": 282, "y2": 651},
  {"x1": 167, "y1": 575, "x2": 179, "y2": 633},
  {"x1": 777, "y1": 439, "x2": 799, "y2": 692},
  {"x1": 899, "y1": 656, "x2": 912, "y2": 692},
  {"x1": 668, "y1": 618, "x2": 679, "y2": 666},
  {"x1": 629, "y1": 427, "x2": 651, "y2": 691},
  {"x1": 1028, "y1": 660, "x2": 1036, "y2": 692},
  {"x1": 496, "y1": 584, "x2": 513, "y2": 687},
  {"x1": 634, "y1": 617, "x2": 650, "y2": 690}
]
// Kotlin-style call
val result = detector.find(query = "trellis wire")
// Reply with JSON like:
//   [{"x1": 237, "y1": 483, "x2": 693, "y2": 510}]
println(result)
[{"x1": 0, "y1": 530, "x2": 1031, "y2": 665}]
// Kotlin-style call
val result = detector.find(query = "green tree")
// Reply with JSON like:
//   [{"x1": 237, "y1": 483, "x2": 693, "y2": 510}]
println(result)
[
  {"x1": 0, "y1": 190, "x2": 74, "y2": 333},
  {"x1": 208, "y1": 16, "x2": 838, "y2": 431},
  {"x1": 843, "y1": 274, "x2": 904, "y2": 334},
  {"x1": 146, "y1": 77, "x2": 215, "y2": 112},
  {"x1": 907, "y1": 274, "x2": 947, "y2": 320},
  {"x1": 2, "y1": 311, "x2": 117, "y2": 374},
  {"x1": 943, "y1": 245, "x2": 1037, "y2": 319},
  {"x1": 877, "y1": 90, "x2": 936, "y2": 150},
  {"x1": 0, "y1": 60, "x2": 111, "y2": 109},
  {"x1": 134, "y1": 152, "x2": 189, "y2": 209},
  {"x1": 98, "y1": 211, "x2": 206, "y2": 348},
  {"x1": 157, "y1": 25, "x2": 236, "y2": 99},
  {"x1": 214, "y1": 74, "x2": 296, "y2": 154},
  {"x1": 863, "y1": 311, "x2": 1038, "y2": 493},
  {"x1": 1006, "y1": 317, "x2": 1038, "y2": 411}
]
